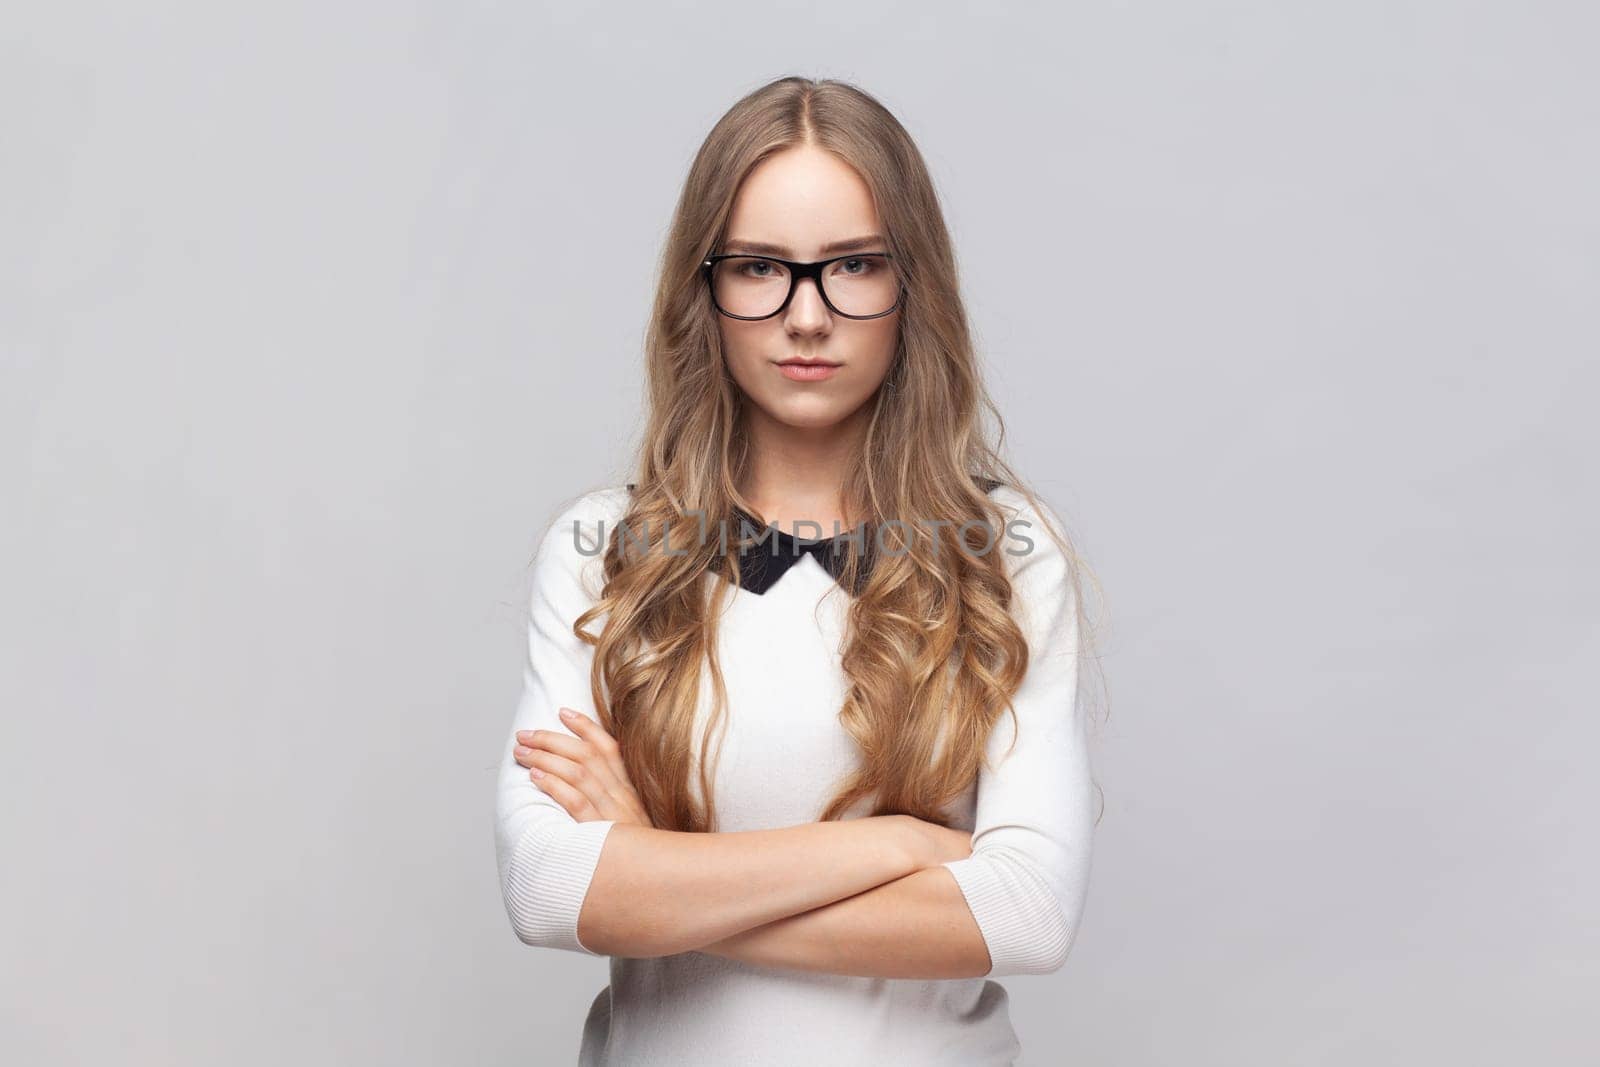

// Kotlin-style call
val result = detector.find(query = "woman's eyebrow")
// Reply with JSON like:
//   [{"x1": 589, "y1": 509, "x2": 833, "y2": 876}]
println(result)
[{"x1": 722, "y1": 234, "x2": 887, "y2": 257}]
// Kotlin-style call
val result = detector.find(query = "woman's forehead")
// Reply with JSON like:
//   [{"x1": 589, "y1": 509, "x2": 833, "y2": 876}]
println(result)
[{"x1": 724, "y1": 147, "x2": 884, "y2": 253}]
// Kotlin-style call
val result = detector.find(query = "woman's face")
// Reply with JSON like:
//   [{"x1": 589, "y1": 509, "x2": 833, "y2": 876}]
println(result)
[{"x1": 713, "y1": 145, "x2": 901, "y2": 432}]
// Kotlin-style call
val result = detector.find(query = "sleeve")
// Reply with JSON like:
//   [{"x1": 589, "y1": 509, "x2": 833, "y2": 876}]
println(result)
[
  {"x1": 493, "y1": 494, "x2": 620, "y2": 954},
  {"x1": 939, "y1": 493, "x2": 1096, "y2": 977}
]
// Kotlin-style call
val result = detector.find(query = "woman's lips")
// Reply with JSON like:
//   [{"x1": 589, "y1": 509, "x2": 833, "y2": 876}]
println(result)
[{"x1": 776, "y1": 361, "x2": 841, "y2": 382}]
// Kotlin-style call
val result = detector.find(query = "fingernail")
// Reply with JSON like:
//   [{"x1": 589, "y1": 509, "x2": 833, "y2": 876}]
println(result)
[
  {"x1": 530, "y1": 768, "x2": 545, "y2": 778},
  {"x1": 516, "y1": 731, "x2": 530, "y2": 741},
  {"x1": 515, "y1": 746, "x2": 531, "y2": 758},
  {"x1": 558, "y1": 708, "x2": 575, "y2": 719}
]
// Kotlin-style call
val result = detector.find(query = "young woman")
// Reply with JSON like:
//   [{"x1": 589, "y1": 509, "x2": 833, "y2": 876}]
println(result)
[{"x1": 494, "y1": 76, "x2": 1103, "y2": 1066}]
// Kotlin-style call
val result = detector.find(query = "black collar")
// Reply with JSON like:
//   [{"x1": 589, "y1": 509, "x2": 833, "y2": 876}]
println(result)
[
  {"x1": 623, "y1": 479, "x2": 1003, "y2": 596},
  {"x1": 721, "y1": 505, "x2": 874, "y2": 596}
]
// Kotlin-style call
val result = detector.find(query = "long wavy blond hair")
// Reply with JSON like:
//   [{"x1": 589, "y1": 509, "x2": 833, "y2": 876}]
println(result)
[{"x1": 563, "y1": 75, "x2": 1107, "y2": 833}]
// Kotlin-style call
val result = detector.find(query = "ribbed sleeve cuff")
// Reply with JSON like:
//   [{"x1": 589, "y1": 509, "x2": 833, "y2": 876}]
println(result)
[
  {"x1": 504, "y1": 819, "x2": 617, "y2": 954},
  {"x1": 941, "y1": 850, "x2": 1070, "y2": 977}
]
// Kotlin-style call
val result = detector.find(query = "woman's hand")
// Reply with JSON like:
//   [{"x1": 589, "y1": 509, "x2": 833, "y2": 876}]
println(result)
[{"x1": 514, "y1": 707, "x2": 653, "y2": 828}]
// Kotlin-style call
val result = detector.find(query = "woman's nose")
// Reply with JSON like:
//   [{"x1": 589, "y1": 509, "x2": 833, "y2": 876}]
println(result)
[{"x1": 785, "y1": 276, "x2": 830, "y2": 323}]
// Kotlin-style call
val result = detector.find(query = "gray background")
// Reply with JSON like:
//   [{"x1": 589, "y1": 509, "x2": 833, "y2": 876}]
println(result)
[{"x1": 4, "y1": 2, "x2": 1595, "y2": 1064}]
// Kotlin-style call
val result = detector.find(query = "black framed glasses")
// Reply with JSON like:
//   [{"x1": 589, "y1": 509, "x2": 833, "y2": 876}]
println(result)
[{"x1": 702, "y1": 252, "x2": 905, "y2": 321}]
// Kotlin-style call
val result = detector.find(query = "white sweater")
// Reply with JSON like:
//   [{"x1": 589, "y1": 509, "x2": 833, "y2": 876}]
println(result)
[{"x1": 493, "y1": 483, "x2": 1095, "y2": 1066}]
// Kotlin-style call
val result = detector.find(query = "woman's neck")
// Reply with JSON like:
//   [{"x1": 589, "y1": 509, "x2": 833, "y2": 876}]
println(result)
[{"x1": 738, "y1": 405, "x2": 870, "y2": 535}]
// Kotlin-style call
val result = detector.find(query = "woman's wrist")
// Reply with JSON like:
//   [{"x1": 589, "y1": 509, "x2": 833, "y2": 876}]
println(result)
[
  {"x1": 887, "y1": 814, "x2": 935, "y2": 872},
  {"x1": 888, "y1": 813, "x2": 972, "y2": 872}
]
